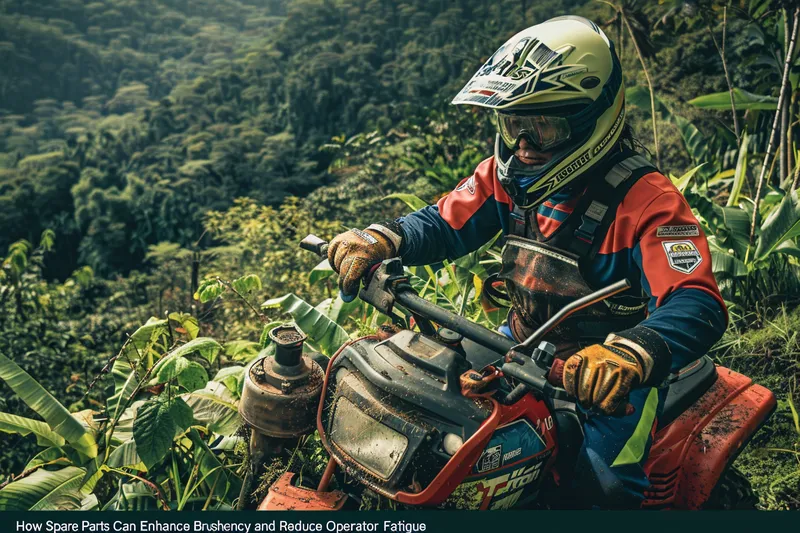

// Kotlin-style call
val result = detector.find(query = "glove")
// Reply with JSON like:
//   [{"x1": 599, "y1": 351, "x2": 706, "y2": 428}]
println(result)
[
  {"x1": 327, "y1": 224, "x2": 401, "y2": 298},
  {"x1": 563, "y1": 333, "x2": 659, "y2": 415}
]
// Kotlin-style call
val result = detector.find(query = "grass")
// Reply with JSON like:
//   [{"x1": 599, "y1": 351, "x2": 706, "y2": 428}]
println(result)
[{"x1": 711, "y1": 306, "x2": 800, "y2": 510}]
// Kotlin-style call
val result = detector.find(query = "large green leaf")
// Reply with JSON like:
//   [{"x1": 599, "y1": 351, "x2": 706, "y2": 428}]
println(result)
[
  {"x1": 133, "y1": 399, "x2": 181, "y2": 470},
  {"x1": 171, "y1": 337, "x2": 223, "y2": 365},
  {"x1": 214, "y1": 366, "x2": 246, "y2": 397},
  {"x1": 106, "y1": 439, "x2": 145, "y2": 470},
  {"x1": 673, "y1": 115, "x2": 710, "y2": 167},
  {"x1": 155, "y1": 355, "x2": 190, "y2": 384},
  {"x1": 129, "y1": 318, "x2": 169, "y2": 351},
  {"x1": 103, "y1": 481, "x2": 159, "y2": 511},
  {"x1": 755, "y1": 190, "x2": 800, "y2": 261},
  {"x1": 182, "y1": 382, "x2": 240, "y2": 436},
  {"x1": 150, "y1": 337, "x2": 223, "y2": 385},
  {"x1": 0, "y1": 354, "x2": 96, "y2": 459},
  {"x1": 262, "y1": 293, "x2": 350, "y2": 356},
  {"x1": 223, "y1": 340, "x2": 261, "y2": 362},
  {"x1": 314, "y1": 295, "x2": 361, "y2": 327},
  {"x1": 688, "y1": 88, "x2": 778, "y2": 111},
  {"x1": 24, "y1": 447, "x2": 71, "y2": 471},
  {"x1": 0, "y1": 466, "x2": 86, "y2": 510},
  {"x1": 309, "y1": 259, "x2": 335, "y2": 285},
  {"x1": 232, "y1": 274, "x2": 262, "y2": 294},
  {"x1": 177, "y1": 361, "x2": 209, "y2": 392},
  {"x1": 0, "y1": 412, "x2": 66, "y2": 448},
  {"x1": 710, "y1": 247, "x2": 748, "y2": 278}
]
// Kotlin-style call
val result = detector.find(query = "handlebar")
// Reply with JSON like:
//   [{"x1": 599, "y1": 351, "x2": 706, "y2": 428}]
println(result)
[{"x1": 301, "y1": 234, "x2": 633, "y2": 412}]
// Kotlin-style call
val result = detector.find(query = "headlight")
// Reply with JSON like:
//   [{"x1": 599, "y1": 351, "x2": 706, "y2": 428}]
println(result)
[{"x1": 329, "y1": 396, "x2": 409, "y2": 479}]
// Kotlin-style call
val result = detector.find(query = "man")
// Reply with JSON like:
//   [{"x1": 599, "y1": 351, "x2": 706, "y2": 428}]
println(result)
[{"x1": 326, "y1": 16, "x2": 726, "y2": 504}]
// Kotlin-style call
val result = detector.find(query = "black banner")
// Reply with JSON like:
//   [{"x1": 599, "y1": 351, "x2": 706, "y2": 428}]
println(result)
[{"x1": 0, "y1": 511, "x2": 797, "y2": 533}]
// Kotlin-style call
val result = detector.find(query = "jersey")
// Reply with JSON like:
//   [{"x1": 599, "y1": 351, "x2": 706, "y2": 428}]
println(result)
[{"x1": 397, "y1": 156, "x2": 727, "y2": 372}]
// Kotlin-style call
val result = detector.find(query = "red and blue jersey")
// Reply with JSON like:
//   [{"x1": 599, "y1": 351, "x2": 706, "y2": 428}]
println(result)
[{"x1": 397, "y1": 156, "x2": 728, "y2": 372}]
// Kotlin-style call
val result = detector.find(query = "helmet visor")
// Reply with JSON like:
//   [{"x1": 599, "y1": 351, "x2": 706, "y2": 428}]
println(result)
[{"x1": 494, "y1": 111, "x2": 572, "y2": 152}]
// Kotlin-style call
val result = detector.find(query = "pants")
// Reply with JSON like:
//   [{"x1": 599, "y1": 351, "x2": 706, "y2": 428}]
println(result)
[{"x1": 498, "y1": 323, "x2": 665, "y2": 504}]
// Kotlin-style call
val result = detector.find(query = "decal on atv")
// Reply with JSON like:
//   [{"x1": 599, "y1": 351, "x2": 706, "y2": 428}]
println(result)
[
  {"x1": 476, "y1": 444, "x2": 502, "y2": 473},
  {"x1": 463, "y1": 418, "x2": 552, "y2": 509}
]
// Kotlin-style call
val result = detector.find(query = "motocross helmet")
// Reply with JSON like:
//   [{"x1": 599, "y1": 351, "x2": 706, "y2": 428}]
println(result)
[{"x1": 452, "y1": 16, "x2": 625, "y2": 209}]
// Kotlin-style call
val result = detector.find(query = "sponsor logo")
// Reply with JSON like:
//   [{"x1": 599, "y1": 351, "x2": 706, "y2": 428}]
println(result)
[
  {"x1": 475, "y1": 457, "x2": 549, "y2": 510},
  {"x1": 657, "y1": 225, "x2": 700, "y2": 237},
  {"x1": 477, "y1": 444, "x2": 502, "y2": 473},
  {"x1": 455, "y1": 175, "x2": 476, "y2": 195},
  {"x1": 351, "y1": 228, "x2": 377, "y2": 244},
  {"x1": 662, "y1": 240, "x2": 702, "y2": 274},
  {"x1": 593, "y1": 107, "x2": 625, "y2": 155},
  {"x1": 604, "y1": 300, "x2": 648, "y2": 315},
  {"x1": 502, "y1": 447, "x2": 522, "y2": 464}
]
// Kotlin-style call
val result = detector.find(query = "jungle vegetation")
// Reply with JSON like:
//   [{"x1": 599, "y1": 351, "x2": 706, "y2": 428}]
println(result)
[{"x1": 0, "y1": 0, "x2": 799, "y2": 510}]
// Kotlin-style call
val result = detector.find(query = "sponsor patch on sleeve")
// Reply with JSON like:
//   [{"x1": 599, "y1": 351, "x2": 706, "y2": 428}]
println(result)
[
  {"x1": 455, "y1": 175, "x2": 476, "y2": 195},
  {"x1": 662, "y1": 240, "x2": 702, "y2": 274},
  {"x1": 656, "y1": 225, "x2": 700, "y2": 237}
]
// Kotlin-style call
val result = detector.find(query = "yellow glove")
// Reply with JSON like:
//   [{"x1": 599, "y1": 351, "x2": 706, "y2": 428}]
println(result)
[
  {"x1": 563, "y1": 336, "x2": 656, "y2": 415},
  {"x1": 327, "y1": 226, "x2": 398, "y2": 297}
]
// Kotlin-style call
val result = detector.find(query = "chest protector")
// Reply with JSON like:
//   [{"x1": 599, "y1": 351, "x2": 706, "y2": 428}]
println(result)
[{"x1": 499, "y1": 151, "x2": 655, "y2": 352}]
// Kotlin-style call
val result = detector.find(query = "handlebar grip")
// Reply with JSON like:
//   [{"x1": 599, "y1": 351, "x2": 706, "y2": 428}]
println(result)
[
  {"x1": 300, "y1": 234, "x2": 329, "y2": 258},
  {"x1": 546, "y1": 358, "x2": 635, "y2": 417}
]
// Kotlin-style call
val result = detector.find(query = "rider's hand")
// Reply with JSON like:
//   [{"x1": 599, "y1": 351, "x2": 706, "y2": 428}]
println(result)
[
  {"x1": 563, "y1": 342, "x2": 650, "y2": 415},
  {"x1": 327, "y1": 227, "x2": 398, "y2": 298}
]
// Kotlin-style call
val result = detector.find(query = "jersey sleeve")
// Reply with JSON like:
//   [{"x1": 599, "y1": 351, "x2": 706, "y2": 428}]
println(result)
[
  {"x1": 397, "y1": 157, "x2": 511, "y2": 266},
  {"x1": 632, "y1": 190, "x2": 728, "y2": 371}
]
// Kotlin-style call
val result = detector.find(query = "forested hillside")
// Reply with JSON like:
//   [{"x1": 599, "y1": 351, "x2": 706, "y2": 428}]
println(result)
[{"x1": 1, "y1": 0, "x2": 799, "y2": 511}]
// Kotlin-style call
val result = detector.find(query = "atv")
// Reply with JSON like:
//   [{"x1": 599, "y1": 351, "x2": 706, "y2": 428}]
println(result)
[{"x1": 238, "y1": 235, "x2": 775, "y2": 510}]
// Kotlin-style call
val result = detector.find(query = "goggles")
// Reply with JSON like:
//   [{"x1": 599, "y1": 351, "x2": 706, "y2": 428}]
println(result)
[{"x1": 494, "y1": 111, "x2": 572, "y2": 152}]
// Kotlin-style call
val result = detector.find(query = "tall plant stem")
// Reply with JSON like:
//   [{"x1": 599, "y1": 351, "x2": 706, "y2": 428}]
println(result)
[
  {"x1": 620, "y1": 8, "x2": 661, "y2": 167},
  {"x1": 750, "y1": 7, "x2": 799, "y2": 247},
  {"x1": 707, "y1": 5, "x2": 741, "y2": 145},
  {"x1": 780, "y1": 9, "x2": 790, "y2": 182}
]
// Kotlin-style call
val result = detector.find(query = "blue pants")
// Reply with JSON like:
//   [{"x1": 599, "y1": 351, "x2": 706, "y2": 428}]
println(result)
[{"x1": 498, "y1": 324, "x2": 665, "y2": 503}]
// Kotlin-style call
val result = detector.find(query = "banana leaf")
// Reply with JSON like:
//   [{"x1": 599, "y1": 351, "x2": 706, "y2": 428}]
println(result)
[
  {"x1": 309, "y1": 258, "x2": 335, "y2": 285},
  {"x1": 182, "y1": 382, "x2": 240, "y2": 436},
  {"x1": 0, "y1": 354, "x2": 96, "y2": 459},
  {"x1": 262, "y1": 293, "x2": 350, "y2": 356},
  {"x1": 0, "y1": 412, "x2": 66, "y2": 448},
  {"x1": 0, "y1": 466, "x2": 86, "y2": 510},
  {"x1": 755, "y1": 190, "x2": 800, "y2": 261},
  {"x1": 106, "y1": 439, "x2": 145, "y2": 470},
  {"x1": 688, "y1": 88, "x2": 778, "y2": 111}
]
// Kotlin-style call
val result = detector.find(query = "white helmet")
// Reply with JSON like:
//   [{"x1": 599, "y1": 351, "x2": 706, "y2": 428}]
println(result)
[{"x1": 452, "y1": 16, "x2": 625, "y2": 208}]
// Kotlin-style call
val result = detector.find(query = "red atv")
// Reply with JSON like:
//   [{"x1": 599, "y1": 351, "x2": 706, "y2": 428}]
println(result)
[{"x1": 243, "y1": 236, "x2": 775, "y2": 511}]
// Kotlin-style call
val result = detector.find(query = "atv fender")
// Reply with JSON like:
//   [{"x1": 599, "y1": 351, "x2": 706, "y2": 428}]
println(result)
[
  {"x1": 259, "y1": 472, "x2": 347, "y2": 511},
  {"x1": 644, "y1": 366, "x2": 775, "y2": 509}
]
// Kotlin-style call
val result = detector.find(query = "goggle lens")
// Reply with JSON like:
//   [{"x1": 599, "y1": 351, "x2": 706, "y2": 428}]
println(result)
[{"x1": 495, "y1": 112, "x2": 572, "y2": 151}]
